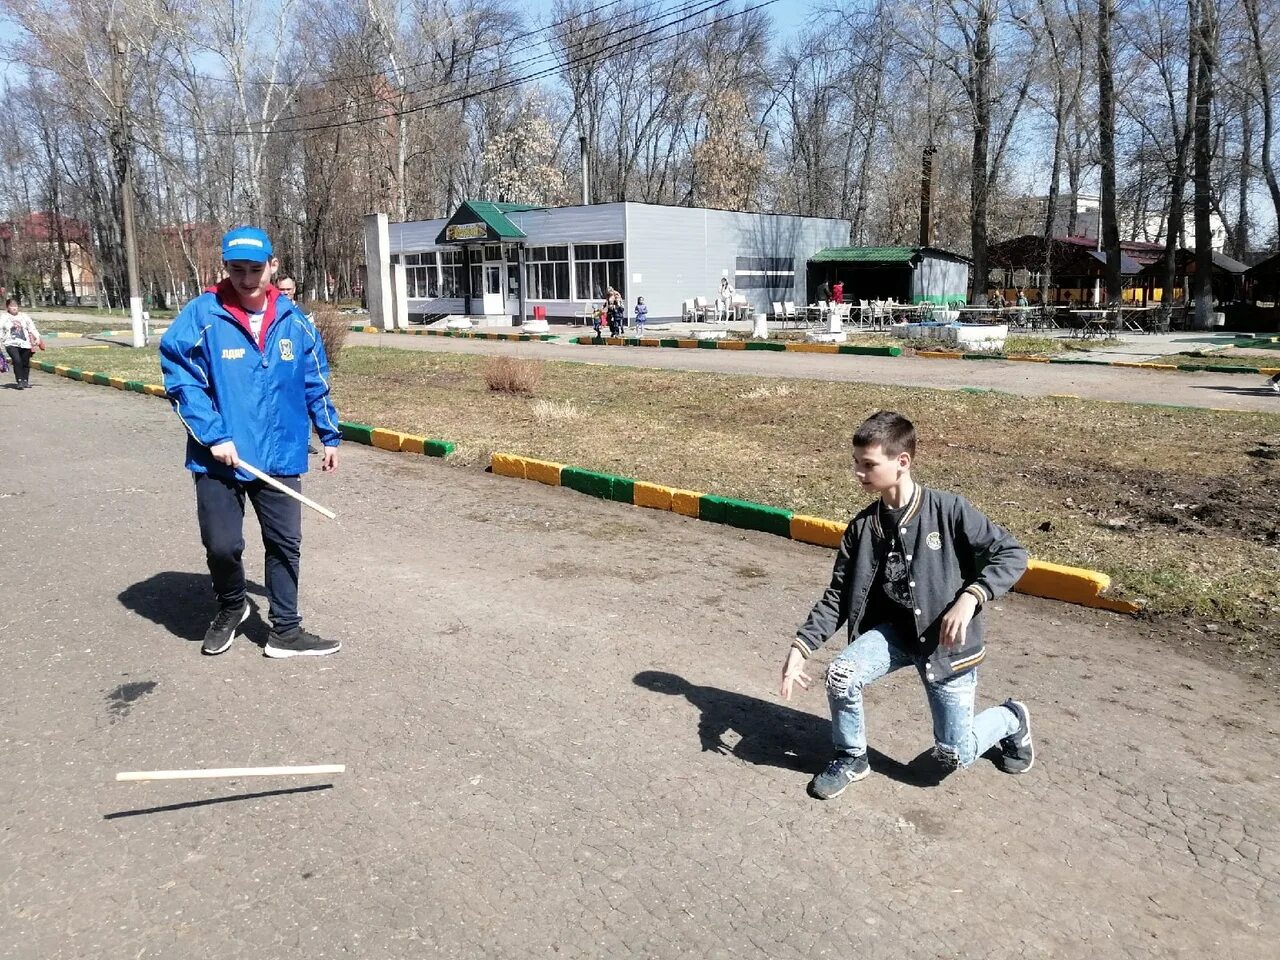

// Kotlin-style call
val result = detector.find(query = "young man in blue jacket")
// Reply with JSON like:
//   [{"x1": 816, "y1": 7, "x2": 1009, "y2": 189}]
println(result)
[
  {"x1": 779, "y1": 411, "x2": 1034, "y2": 798},
  {"x1": 160, "y1": 226, "x2": 342, "y2": 659}
]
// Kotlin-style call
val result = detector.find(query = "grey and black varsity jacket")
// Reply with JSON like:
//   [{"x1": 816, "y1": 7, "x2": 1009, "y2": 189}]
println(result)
[{"x1": 793, "y1": 484, "x2": 1028, "y2": 682}]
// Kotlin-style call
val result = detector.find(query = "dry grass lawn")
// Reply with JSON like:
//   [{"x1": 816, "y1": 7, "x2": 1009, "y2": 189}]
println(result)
[{"x1": 47, "y1": 344, "x2": 1280, "y2": 671}]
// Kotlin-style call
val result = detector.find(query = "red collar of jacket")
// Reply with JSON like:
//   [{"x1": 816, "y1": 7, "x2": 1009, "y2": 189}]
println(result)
[{"x1": 206, "y1": 279, "x2": 282, "y2": 350}]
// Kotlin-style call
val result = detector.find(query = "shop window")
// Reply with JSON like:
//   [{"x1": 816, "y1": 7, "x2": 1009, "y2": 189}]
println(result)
[
  {"x1": 573, "y1": 242, "x2": 624, "y2": 301},
  {"x1": 404, "y1": 251, "x2": 438, "y2": 298},
  {"x1": 439, "y1": 249, "x2": 464, "y2": 298},
  {"x1": 525, "y1": 245, "x2": 571, "y2": 300}
]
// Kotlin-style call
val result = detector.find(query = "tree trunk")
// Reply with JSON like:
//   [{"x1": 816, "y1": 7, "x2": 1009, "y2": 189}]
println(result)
[
  {"x1": 1192, "y1": 0, "x2": 1217, "y2": 329},
  {"x1": 1162, "y1": 17, "x2": 1198, "y2": 323},
  {"x1": 969, "y1": 0, "x2": 994, "y2": 304},
  {"x1": 1235, "y1": 91, "x2": 1252, "y2": 259},
  {"x1": 1242, "y1": 0, "x2": 1280, "y2": 229},
  {"x1": 1098, "y1": 0, "x2": 1123, "y2": 303}
]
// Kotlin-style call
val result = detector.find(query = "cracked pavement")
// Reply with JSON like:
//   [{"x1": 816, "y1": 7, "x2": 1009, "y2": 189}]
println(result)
[{"x1": 1, "y1": 374, "x2": 1276, "y2": 958}]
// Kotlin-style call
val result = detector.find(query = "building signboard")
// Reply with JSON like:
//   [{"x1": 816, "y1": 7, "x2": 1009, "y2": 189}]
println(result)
[{"x1": 446, "y1": 222, "x2": 488, "y2": 242}]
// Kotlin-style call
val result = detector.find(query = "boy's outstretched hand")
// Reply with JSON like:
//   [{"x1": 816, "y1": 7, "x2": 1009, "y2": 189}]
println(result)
[
  {"x1": 779, "y1": 646, "x2": 812, "y2": 700},
  {"x1": 940, "y1": 592, "x2": 980, "y2": 648}
]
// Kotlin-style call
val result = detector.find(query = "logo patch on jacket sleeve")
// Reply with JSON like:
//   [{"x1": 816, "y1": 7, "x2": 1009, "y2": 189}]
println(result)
[
  {"x1": 278, "y1": 338, "x2": 294, "y2": 361},
  {"x1": 926, "y1": 531, "x2": 942, "y2": 550}
]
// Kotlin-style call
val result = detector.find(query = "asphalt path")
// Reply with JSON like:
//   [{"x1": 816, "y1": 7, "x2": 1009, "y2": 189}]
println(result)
[{"x1": 2, "y1": 373, "x2": 1276, "y2": 958}]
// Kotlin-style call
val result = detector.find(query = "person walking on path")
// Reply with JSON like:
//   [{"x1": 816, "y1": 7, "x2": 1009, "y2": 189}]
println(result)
[
  {"x1": 3, "y1": 299, "x2": 42, "y2": 389},
  {"x1": 779, "y1": 411, "x2": 1035, "y2": 799},
  {"x1": 634, "y1": 297, "x2": 648, "y2": 335},
  {"x1": 160, "y1": 226, "x2": 343, "y2": 659}
]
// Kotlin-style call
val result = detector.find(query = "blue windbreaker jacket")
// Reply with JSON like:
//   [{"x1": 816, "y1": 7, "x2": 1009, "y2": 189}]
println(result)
[{"x1": 159, "y1": 281, "x2": 342, "y2": 481}]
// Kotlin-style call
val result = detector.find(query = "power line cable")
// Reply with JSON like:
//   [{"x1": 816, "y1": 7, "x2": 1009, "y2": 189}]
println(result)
[
  {"x1": 221, "y1": 0, "x2": 763, "y2": 136},
  {"x1": 227, "y1": 0, "x2": 726, "y2": 131}
]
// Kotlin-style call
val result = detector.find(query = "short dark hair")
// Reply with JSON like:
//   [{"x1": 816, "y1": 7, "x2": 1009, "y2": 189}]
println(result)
[{"x1": 853, "y1": 411, "x2": 916, "y2": 458}]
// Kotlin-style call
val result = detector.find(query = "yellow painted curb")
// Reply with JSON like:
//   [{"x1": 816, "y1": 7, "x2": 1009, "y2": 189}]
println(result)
[
  {"x1": 787, "y1": 343, "x2": 839, "y2": 354},
  {"x1": 671, "y1": 489, "x2": 703, "y2": 518},
  {"x1": 634, "y1": 480, "x2": 673, "y2": 511},
  {"x1": 1134, "y1": 363, "x2": 1177, "y2": 371},
  {"x1": 790, "y1": 514, "x2": 847, "y2": 548},
  {"x1": 606, "y1": 337, "x2": 623, "y2": 346},
  {"x1": 108, "y1": 377, "x2": 126, "y2": 390},
  {"x1": 716, "y1": 340, "x2": 746, "y2": 350},
  {"x1": 371, "y1": 427, "x2": 405, "y2": 452},
  {"x1": 143, "y1": 384, "x2": 167, "y2": 397},
  {"x1": 524, "y1": 457, "x2": 564, "y2": 486},
  {"x1": 1005, "y1": 355, "x2": 1050, "y2": 363},
  {"x1": 675, "y1": 339, "x2": 699, "y2": 348},
  {"x1": 916, "y1": 350, "x2": 964, "y2": 359},
  {"x1": 1013, "y1": 559, "x2": 1141, "y2": 613},
  {"x1": 638, "y1": 338, "x2": 661, "y2": 347},
  {"x1": 1048, "y1": 393, "x2": 1080, "y2": 400},
  {"x1": 400, "y1": 435, "x2": 427, "y2": 455},
  {"x1": 362, "y1": 325, "x2": 380, "y2": 333},
  {"x1": 1260, "y1": 367, "x2": 1280, "y2": 376},
  {"x1": 491, "y1": 453, "x2": 526, "y2": 479}
]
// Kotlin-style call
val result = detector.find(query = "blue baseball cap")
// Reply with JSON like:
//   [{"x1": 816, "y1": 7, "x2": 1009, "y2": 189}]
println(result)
[{"x1": 221, "y1": 226, "x2": 273, "y2": 263}]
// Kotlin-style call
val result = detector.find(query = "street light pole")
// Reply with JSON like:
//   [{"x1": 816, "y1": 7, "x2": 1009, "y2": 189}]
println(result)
[{"x1": 107, "y1": 29, "x2": 146, "y2": 348}]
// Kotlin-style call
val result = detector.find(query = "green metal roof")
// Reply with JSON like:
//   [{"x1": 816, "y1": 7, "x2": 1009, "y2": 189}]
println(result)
[
  {"x1": 435, "y1": 200, "x2": 544, "y2": 244},
  {"x1": 810, "y1": 246, "x2": 921, "y2": 263}
]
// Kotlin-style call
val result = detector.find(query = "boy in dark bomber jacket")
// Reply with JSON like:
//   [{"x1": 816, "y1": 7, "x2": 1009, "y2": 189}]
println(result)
[{"x1": 780, "y1": 411, "x2": 1034, "y2": 799}]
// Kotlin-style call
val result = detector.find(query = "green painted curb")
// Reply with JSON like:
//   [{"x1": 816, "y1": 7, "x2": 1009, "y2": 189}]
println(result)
[
  {"x1": 838, "y1": 345, "x2": 903, "y2": 356},
  {"x1": 746, "y1": 341, "x2": 786, "y2": 351},
  {"x1": 1203, "y1": 364, "x2": 1263, "y2": 374},
  {"x1": 65, "y1": 368, "x2": 84, "y2": 380},
  {"x1": 659, "y1": 338, "x2": 680, "y2": 348},
  {"x1": 698, "y1": 494, "x2": 793, "y2": 536},
  {"x1": 962, "y1": 353, "x2": 1007, "y2": 361},
  {"x1": 92, "y1": 372, "x2": 111, "y2": 385},
  {"x1": 561, "y1": 466, "x2": 633, "y2": 503},
  {"x1": 697, "y1": 340, "x2": 719, "y2": 349},
  {"x1": 126, "y1": 381, "x2": 146, "y2": 392},
  {"x1": 424, "y1": 440, "x2": 454, "y2": 457},
  {"x1": 339, "y1": 421, "x2": 374, "y2": 444},
  {"x1": 1048, "y1": 358, "x2": 1110, "y2": 366}
]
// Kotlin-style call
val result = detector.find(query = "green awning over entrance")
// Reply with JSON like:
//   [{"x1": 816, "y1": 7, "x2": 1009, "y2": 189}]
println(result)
[{"x1": 434, "y1": 200, "x2": 544, "y2": 244}]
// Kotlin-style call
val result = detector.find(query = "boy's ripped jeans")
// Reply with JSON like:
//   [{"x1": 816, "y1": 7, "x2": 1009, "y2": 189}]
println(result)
[{"x1": 825, "y1": 622, "x2": 1018, "y2": 769}]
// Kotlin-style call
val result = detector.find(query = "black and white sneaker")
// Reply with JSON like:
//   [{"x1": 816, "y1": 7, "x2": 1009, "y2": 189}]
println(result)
[
  {"x1": 264, "y1": 627, "x2": 341, "y2": 659},
  {"x1": 999, "y1": 700, "x2": 1035, "y2": 774},
  {"x1": 202, "y1": 601, "x2": 251, "y2": 656},
  {"x1": 809, "y1": 753, "x2": 871, "y2": 799}
]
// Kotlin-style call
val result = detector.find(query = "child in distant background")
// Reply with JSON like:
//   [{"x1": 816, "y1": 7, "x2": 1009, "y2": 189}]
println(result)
[{"x1": 634, "y1": 297, "x2": 648, "y2": 336}]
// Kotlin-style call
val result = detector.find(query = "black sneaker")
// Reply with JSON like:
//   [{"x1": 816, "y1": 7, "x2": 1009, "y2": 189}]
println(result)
[
  {"x1": 264, "y1": 626, "x2": 341, "y2": 659},
  {"x1": 809, "y1": 753, "x2": 871, "y2": 799},
  {"x1": 202, "y1": 601, "x2": 251, "y2": 655},
  {"x1": 999, "y1": 700, "x2": 1035, "y2": 774}
]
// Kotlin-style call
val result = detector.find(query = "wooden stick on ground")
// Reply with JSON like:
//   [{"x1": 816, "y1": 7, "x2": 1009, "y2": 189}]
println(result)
[
  {"x1": 116, "y1": 764, "x2": 345, "y2": 783},
  {"x1": 237, "y1": 461, "x2": 337, "y2": 519}
]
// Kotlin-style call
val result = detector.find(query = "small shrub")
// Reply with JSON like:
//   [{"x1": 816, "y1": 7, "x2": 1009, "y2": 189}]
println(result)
[
  {"x1": 310, "y1": 303, "x2": 349, "y2": 368},
  {"x1": 482, "y1": 356, "x2": 543, "y2": 394}
]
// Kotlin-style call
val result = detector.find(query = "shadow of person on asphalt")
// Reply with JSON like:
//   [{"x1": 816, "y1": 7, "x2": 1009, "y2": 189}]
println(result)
[
  {"x1": 632, "y1": 671, "x2": 955, "y2": 788},
  {"x1": 119, "y1": 571, "x2": 269, "y2": 647}
]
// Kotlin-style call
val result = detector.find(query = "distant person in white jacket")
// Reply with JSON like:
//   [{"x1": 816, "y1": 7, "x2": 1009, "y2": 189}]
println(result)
[{"x1": 3, "y1": 299, "x2": 42, "y2": 389}]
